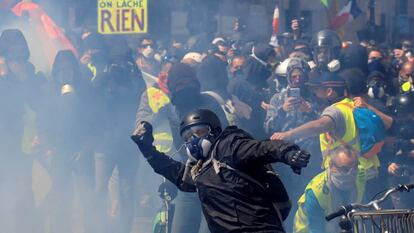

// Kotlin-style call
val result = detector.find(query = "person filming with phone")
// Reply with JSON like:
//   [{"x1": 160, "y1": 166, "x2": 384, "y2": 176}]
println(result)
[
  {"x1": 265, "y1": 58, "x2": 321, "y2": 229},
  {"x1": 265, "y1": 58, "x2": 318, "y2": 138}
]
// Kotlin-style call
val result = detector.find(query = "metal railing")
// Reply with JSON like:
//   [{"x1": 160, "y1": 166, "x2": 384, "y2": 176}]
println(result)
[
  {"x1": 326, "y1": 183, "x2": 414, "y2": 233},
  {"x1": 349, "y1": 209, "x2": 414, "y2": 233}
]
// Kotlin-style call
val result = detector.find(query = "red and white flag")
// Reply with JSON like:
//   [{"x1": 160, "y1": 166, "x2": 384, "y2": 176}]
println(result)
[
  {"x1": 269, "y1": 2, "x2": 280, "y2": 47},
  {"x1": 329, "y1": 0, "x2": 361, "y2": 30}
]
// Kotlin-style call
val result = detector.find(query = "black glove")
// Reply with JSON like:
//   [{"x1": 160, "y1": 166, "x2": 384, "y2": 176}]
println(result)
[
  {"x1": 284, "y1": 150, "x2": 310, "y2": 174},
  {"x1": 131, "y1": 121, "x2": 154, "y2": 147}
]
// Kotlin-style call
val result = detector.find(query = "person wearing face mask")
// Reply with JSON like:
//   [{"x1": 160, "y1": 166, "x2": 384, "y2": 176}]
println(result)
[
  {"x1": 367, "y1": 71, "x2": 389, "y2": 103},
  {"x1": 385, "y1": 93, "x2": 414, "y2": 209},
  {"x1": 197, "y1": 50, "x2": 252, "y2": 128},
  {"x1": 135, "y1": 58, "x2": 176, "y2": 154},
  {"x1": 309, "y1": 30, "x2": 342, "y2": 73},
  {"x1": 138, "y1": 63, "x2": 227, "y2": 233},
  {"x1": 79, "y1": 32, "x2": 110, "y2": 81},
  {"x1": 341, "y1": 68, "x2": 393, "y2": 202},
  {"x1": 133, "y1": 57, "x2": 177, "y2": 222},
  {"x1": 294, "y1": 145, "x2": 366, "y2": 233},
  {"x1": 368, "y1": 48, "x2": 385, "y2": 65},
  {"x1": 265, "y1": 58, "x2": 317, "y2": 136},
  {"x1": 136, "y1": 35, "x2": 161, "y2": 77},
  {"x1": 92, "y1": 36, "x2": 145, "y2": 233},
  {"x1": 132, "y1": 108, "x2": 310, "y2": 233},
  {"x1": 37, "y1": 50, "x2": 95, "y2": 233},
  {"x1": 265, "y1": 58, "x2": 320, "y2": 232}
]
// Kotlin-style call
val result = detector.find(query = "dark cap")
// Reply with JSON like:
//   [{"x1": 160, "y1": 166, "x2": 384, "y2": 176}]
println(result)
[{"x1": 306, "y1": 71, "x2": 347, "y2": 87}]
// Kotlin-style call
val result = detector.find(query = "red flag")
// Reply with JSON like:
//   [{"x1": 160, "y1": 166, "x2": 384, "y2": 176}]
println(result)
[
  {"x1": 11, "y1": 1, "x2": 78, "y2": 70},
  {"x1": 269, "y1": 2, "x2": 280, "y2": 47}
]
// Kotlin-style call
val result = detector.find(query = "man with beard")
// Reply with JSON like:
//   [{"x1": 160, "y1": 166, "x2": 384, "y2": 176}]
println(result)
[{"x1": 134, "y1": 63, "x2": 227, "y2": 233}]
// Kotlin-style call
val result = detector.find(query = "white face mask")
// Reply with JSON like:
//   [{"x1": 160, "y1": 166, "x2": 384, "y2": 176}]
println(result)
[
  {"x1": 142, "y1": 46, "x2": 154, "y2": 58},
  {"x1": 329, "y1": 167, "x2": 357, "y2": 191}
]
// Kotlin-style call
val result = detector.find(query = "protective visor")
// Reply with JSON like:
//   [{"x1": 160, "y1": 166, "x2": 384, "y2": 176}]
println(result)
[{"x1": 181, "y1": 124, "x2": 211, "y2": 142}]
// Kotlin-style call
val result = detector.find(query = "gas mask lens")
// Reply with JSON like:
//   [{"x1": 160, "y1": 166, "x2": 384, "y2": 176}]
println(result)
[{"x1": 181, "y1": 124, "x2": 211, "y2": 142}]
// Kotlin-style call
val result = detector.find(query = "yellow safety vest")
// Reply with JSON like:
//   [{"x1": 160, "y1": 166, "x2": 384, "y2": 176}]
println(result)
[
  {"x1": 320, "y1": 98, "x2": 379, "y2": 170},
  {"x1": 147, "y1": 87, "x2": 170, "y2": 113},
  {"x1": 294, "y1": 170, "x2": 366, "y2": 233},
  {"x1": 147, "y1": 87, "x2": 173, "y2": 153}
]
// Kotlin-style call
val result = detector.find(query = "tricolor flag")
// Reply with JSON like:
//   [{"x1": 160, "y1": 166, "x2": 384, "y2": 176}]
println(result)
[
  {"x1": 269, "y1": 2, "x2": 279, "y2": 47},
  {"x1": 329, "y1": 0, "x2": 362, "y2": 30}
]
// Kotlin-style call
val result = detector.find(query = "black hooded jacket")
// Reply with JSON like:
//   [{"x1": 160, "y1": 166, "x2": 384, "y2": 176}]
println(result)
[{"x1": 138, "y1": 126, "x2": 298, "y2": 233}]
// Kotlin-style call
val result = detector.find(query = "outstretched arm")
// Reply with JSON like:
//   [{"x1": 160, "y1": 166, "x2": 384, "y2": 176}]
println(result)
[
  {"x1": 227, "y1": 130, "x2": 310, "y2": 174},
  {"x1": 271, "y1": 116, "x2": 334, "y2": 141}
]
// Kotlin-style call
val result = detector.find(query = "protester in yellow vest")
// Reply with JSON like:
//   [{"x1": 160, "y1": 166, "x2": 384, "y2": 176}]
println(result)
[
  {"x1": 294, "y1": 145, "x2": 366, "y2": 233},
  {"x1": 271, "y1": 72, "x2": 377, "y2": 172},
  {"x1": 135, "y1": 60, "x2": 174, "y2": 153}
]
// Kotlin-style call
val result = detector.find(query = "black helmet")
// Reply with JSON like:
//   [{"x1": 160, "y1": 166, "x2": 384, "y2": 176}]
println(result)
[
  {"x1": 312, "y1": 29, "x2": 342, "y2": 59},
  {"x1": 394, "y1": 92, "x2": 414, "y2": 115},
  {"x1": 180, "y1": 109, "x2": 222, "y2": 137}
]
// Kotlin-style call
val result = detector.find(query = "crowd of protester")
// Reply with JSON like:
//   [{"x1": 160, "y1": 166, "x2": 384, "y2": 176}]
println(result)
[{"x1": 1, "y1": 4, "x2": 414, "y2": 233}]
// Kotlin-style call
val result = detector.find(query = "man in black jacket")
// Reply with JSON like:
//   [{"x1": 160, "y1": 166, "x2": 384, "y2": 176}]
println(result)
[{"x1": 132, "y1": 109, "x2": 310, "y2": 233}]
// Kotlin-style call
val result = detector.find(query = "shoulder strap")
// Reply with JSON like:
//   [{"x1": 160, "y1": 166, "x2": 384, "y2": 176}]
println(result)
[{"x1": 209, "y1": 139, "x2": 287, "y2": 227}]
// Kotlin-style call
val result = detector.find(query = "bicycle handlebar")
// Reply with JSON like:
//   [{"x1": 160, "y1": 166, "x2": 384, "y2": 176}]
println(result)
[
  {"x1": 325, "y1": 205, "x2": 353, "y2": 221},
  {"x1": 405, "y1": 183, "x2": 414, "y2": 190},
  {"x1": 325, "y1": 183, "x2": 414, "y2": 222}
]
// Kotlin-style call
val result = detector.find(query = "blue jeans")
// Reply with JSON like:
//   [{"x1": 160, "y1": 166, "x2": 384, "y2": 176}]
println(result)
[{"x1": 171, "y1": 191, "x2": 210, "y2": 233}]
